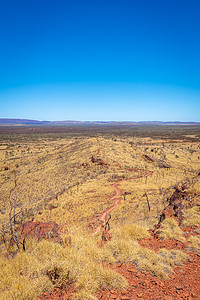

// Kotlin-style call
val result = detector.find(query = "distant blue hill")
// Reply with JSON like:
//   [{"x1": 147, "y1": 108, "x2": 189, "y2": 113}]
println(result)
[
  {"x1": 0, "y1": 118, "x2": 199, "y2": 125},
  {"x1": 0, "y1": 119, "x2": 51, "y2": 125}
]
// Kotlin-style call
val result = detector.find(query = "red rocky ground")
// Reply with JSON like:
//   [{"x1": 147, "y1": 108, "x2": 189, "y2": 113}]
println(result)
[
  {"x1": 97, "y1": 251, "x2": 200, "y2": 300},
  {"x1": 40, "y1": 232, "x2": 200, "y2": 300},
  {"x1": 96, "y1": 227, "x2": 200, "y2": 300},
  {"x1": 20, "y1": 220, "x2": 63, "y2": 243},
  {"x1": 40, "y1": 182, "x2": 200, "y2": 300}
]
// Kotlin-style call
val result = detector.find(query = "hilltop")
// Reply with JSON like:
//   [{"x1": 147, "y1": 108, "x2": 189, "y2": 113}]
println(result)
[{"x1": 0, "y1": 126, "x2": 199, "y2": 299}]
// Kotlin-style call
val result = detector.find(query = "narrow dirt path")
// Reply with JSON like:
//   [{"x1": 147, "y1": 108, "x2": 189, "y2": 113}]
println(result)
[
  {"x1": 93, "y1": 170, "x2": 153, "y2": 235},
  {"x1": 93, "y1": 139, "x2": 153, "y2": 234},
  {"x1": 93, "y1": 182, "x2": 122, "y2": 234}
]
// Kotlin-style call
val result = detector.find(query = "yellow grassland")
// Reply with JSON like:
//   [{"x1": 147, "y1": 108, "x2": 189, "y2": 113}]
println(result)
[
  {"x1": 0, "y1": 226, "x2": 188, "y2": 299},
  {"x1": 1, "y1": 136, "x2": 200, "y2": 228},
  {"x1": 0, "y1": 134, "x2": 200, "y2": 299}
]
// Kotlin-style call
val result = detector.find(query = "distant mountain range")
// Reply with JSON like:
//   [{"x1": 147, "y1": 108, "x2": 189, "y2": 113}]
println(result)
[{"x1": 0, "y1": 118, "x2": 200, "y2": 126}]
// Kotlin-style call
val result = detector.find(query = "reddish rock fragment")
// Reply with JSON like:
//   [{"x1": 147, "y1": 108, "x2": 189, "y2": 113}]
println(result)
[{"x1": 20, "y1": 221, "x2": 62, "y2": 243}]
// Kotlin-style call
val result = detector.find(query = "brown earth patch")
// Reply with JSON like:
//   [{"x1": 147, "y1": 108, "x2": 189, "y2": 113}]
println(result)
[
  {"x1": 20, "y1": 221, "x2": 62, "y2": 243},
  {"x1": 40, "y1": 282, "x2": 77, "y2": 300},
  {"x1": 96, "y1": 250, "x2": 200, "y2": 300},
  {"x1": 40, "y1": 245, "x2": 200, "y2": 300}
]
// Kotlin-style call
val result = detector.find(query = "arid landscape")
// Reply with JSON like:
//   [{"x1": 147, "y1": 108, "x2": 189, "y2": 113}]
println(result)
[
  {"x1": 1, "y1": 0, "x2": 200, "y2": 298},
  {"x1": 0, "y1": 125, "x2": 200, "y2": 299}
]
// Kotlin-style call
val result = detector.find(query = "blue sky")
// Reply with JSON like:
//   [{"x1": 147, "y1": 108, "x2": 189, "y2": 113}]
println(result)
[{"x1": 0, "y1": 0, "x2": 199, "y2": 121}]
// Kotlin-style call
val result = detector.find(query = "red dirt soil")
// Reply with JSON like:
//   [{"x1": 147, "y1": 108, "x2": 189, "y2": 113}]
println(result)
[
  {"x1": 96, "y1": 222, "x2": 200, "y2": 299},
  {"x1": 40, "y1": 145, "x2": 200, "y2": 299},
  {"x1": 41, "y1": 249, "x2": 200, "y2": 300},
  {"x1": 40, "y1": 233, "x2": 200, "y2": 300},
  {"x1": 97, "y1": 250, "x2": 200, "y2": 300},
  {"x1": 40, "y1": 179, "x2": 200, "y2": 299},
  {"x1": 20, "y1": 221, "x2": 62, "y2": 243}
]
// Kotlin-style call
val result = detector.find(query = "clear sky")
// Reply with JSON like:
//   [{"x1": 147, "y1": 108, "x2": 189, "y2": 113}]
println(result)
[{"x1": 0, "y1": 0, "x2": 199, "y2": 121}]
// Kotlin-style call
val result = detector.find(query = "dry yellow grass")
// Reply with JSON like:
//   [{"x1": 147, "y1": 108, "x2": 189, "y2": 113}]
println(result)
[
  {"x1": 187, "y1": 235, "x2": 200, "y2": 251},
  {"x1": 111, "y1": 223, "x2": 150, "y2": 240},
  {"x1": 106, "y1": 223, "x2": 188, "y2": 279},
  {"x1": 0, "y1": 131, "x2": 200, "y2": 299},
  {"x1": 159, "y1": 218, "x2": 186, "y2": 243},
  {"x1": 0, "y1": 231, "x2": 128, "y2": 300},
  {"x1": 1, "y1": 135, "x2": 200, "y2": 230},
  {"x1": 183, "y1": 206, "x2": 200, "y2": 227},
  {"x1": 0, "y1": 224, "x2": 189, "y2": 299}
]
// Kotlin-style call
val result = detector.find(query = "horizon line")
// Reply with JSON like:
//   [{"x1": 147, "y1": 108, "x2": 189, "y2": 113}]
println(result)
[{"x1": 0, "y1": 118, "x2": 200, "y2": 124}]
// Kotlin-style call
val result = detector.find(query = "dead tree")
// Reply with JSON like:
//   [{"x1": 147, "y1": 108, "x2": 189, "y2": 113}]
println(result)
[
  {"x1": 104, "y1": 214, "x2": 111, "y2": 230},
  {"x1": 143, "y1": 192, "x2": 151, "y2": 213},
  {"x1": 0, "y1": 175, "x2": 26, "y2": 251},
  {"x1": 102, "y1": 214, "x2": 112, "y2": 242}
]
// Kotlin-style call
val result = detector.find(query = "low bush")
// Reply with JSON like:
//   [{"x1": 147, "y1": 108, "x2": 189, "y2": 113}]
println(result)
[
  {"x1": 159, "y1": 218, "x2": 186, "y2": 243},
  {"x1": 183, "y1": 206, "x2": 200, "y2": 227}
]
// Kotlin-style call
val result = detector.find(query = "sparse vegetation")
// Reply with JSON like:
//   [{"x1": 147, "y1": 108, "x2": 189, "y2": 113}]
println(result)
[
  {"x1": 107, "y1": 224, "x2": 187, "y2": 279},
  {"x1": 158, "y1": 218, "x2": 186, "y2": 243},
  {"x1": 183, "y1": 206, "x2": 200, "y2": 227},
  {"x1": 0, "y1": 232, "x2": 128, "y2": 300},
  {"x1": 0, "y1": 125, "x2": 199, "y2": 299},
  {"x1": 187, "y1": 236, "x2": 200, "y2": 251}
]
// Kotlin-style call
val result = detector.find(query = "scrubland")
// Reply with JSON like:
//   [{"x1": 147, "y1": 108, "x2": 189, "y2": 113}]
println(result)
[{"x1": 0, "y1": 125, "x2": 200, "y2": 299}]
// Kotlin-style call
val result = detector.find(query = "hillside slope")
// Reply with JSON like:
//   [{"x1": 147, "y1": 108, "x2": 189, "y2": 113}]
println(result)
[{"x1": 0, "y1": 130, "x2": 200, "y2": 299}]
